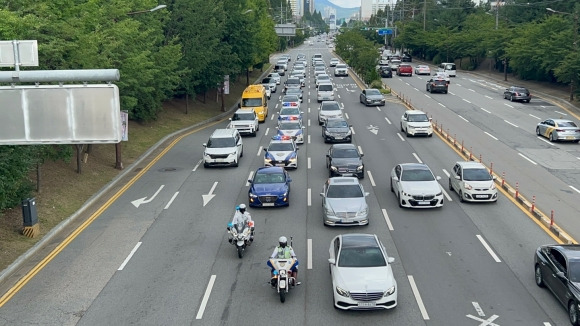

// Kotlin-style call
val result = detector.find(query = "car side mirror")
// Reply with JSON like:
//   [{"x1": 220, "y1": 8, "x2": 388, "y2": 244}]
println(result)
[
  {"x1": 393, "y1": 176, "x2": 399, "y2": 181},
  {"x1": 360, "y1": 153, "x2": 364, "y2": 157},
  {"x1": 263, "y1": 148, "x2": 267, "y2": 152},
  {"x1": 364, "y1": 192, "x2": 370, "y2": 197},
  {"x1": 387, "y1": 257, "x2": 395, "y2": 264},
  {"x1": 402, "y1": 117, "x2": 407, "y2": 121},
  {"x1": 429, "y1": 117, "x2": 433, "y2": 122},
  {"x1": 203, "y1": 143, "x2": 207, "y2": 147},
  {"x1": 287, "y1": 178, "x2": 292, "y2": 182},
  {"x1": 436, "y1": 176, "x2": 442, "y2": 180},
  {"x1": 454, "y1": 175, "x2": 460, "y2": 180},
  {"x1": 556, "y1": 271, "x2": 566, "y2": 280},
  {"x1": 320, "y1": 192, "x2": 324, "y2": 197},
  {"x1": 328, "y1": 258, "x2": 336, "y2": 265},
  {"x1": 248, "y1": 179, "x2": 252, "y2": 183},
  {"x1": 492, "y1": 176, "x2": 497, "y2": 180}
]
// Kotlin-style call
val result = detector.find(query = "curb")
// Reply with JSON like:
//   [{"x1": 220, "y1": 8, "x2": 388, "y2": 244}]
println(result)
[{"x1": 0, "y1": 69, "x2": 273, "y2": 287}]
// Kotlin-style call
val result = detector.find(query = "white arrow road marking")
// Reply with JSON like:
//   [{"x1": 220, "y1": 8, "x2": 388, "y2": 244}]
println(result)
[
  {"x1": 202, "y1": 182, "x2": 218, "y2": 206},
  {"x1": 307, "y1": 239, "x2": 313, "y2": 269},
  {"x1": 382, "y1": 209, "x2": 394, "y2": 231},
  {"x1": 472, "y1": 302, "x2": 485, "y2": 317},
  {"x1": 367, "y1": 125, "x2": 379, "y2": 135},
  {"x1": 466, "y1": 314, "x2": 499, "y2": 326},
  {"x1": 196, "y1": 275, "x2": 216, "y2": 319},
  {"x1": 118, "y1": 242, "x2": 142, "y2": 270},
  {"x1": 476, "y1": 235, "x2": 501, "y2": 262},
  {"x1": 132, "y1": 185, "x2": 165, "y2": 208},
  {"x1": 164, "y1": 192, "x2": 179, "y2": 209}
]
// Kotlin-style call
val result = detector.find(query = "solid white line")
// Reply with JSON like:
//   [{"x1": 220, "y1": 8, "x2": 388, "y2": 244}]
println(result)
[
  {"x1": 442, "y1": 169, "x2": 450, "y2": 177},
  {"x1": 308, "y1": 134, "x2": 311, "y2": 144},
  {"x1": 196, "y1": 275, "x2": 217, "y2": 319},
  {"x1": 484, "y1": 132, "x2": 498, "y2": 140},
  {"x1": 307, "y1": 239, "x2": 313, "y2": 269},
  {"x1": 458, "y1": 115, "x2": 469, "y2": 122},
  {"x1": 358, "y1": 146, "x2": 364, "y2": 155},
  {"x1": 529, "y1": 114, "x2": 541, "y2": 120},
  {"x1": 480, "y1": 107, "x2": 491, "y2": 113},
  {"x1": 397, "y1": 133, "x2": 405, "y2": 141},
  {"x1": 441, "y1": 187, "x2": 453, "y2": 202},
  {"x1": 462, "y1": 99, "x2": 472, "y2": 104},
  {"x1": 367, "y1": 171, "x2": 376, "y2": 187},
  {"x1": 555, "y1": 110, "x2": 567, "y2": 116},
  {"x1": 257, "y1": 146, "x2": 263, "y2": 156},
  {"x1": 192, "y1": 159, "x2": 202, "y2": 172},
  {"x1": 468, "y1": 89, "x2": 475, "y2": 92},
  {"x1": 265, "y1": 127, "x2": 270, "y2": 136},
  {"x1": 485, "y1": 95, "x2": 493, "y2": 99},
  {"x1": 438, "y1": 103, "x2": 446, "y2": 108},
  {"x1": 472, "y1": 302, "x2": 485, "y2": 317},
  {"x1": 424, "y1": 94, "x2": 431, "y2": 99},
  {"x1": 385, "y1": 117, "x2": 391, "y2": 124},
  {"x1": 408, "y1": 275, "x2": 430, "y2": 320},
  {"x1": 307, "y1": 188, "x2": 312, "y2": 206},
  {"x1": 504, "y1": 120, "x2": 519, "y2": 128},
  {"x1": 413, "y1": 153, "x2": 422, "y2": 163},
  {"x1": 345, "y1": 112, "x2": 350, "y2": 119},
  {"x1": 350, "y1": 127, "x2": 355, "y2": 135},
  {"x1": 569, "y1": 185, "x2": 580, "y2": 194},
  {"x1": 308, "y1": 157, "x2": 311, "y2": 169},
  {"x1": 382, "y1": 209, "x2": 394, "y2": 231},
  {"x1": 504, "y1": 103, "x2": 514, "y2": 108},
  {"x1": 518, "y1": 153, "x2": 538, "y2": 165},
  {"x1": 118, "y1": 242, "x2": 142, "y2": 271},
  {"x1": 164, "y1": 192, "x2": 179, "y2": 209},
  {"x1": 246, "y1": 171, "x2": 254, "y2": 186},
  {"x1": 476, "y1": 235, "x2": 501, "y2": 262}
]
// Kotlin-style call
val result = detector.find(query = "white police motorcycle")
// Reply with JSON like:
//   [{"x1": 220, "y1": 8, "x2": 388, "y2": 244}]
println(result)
[{"x1": 227, "y1": 221, "x2": 254, "y2": 258}]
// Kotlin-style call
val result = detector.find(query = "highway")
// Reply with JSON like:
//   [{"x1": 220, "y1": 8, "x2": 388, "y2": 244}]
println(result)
[{"x1": 0, "y1": 39, "x2": 574, "y2": 326}]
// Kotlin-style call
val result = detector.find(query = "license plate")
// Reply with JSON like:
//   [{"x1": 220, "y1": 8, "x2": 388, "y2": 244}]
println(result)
[
  {"x1": 335, "y1": 136, "x2": 343, "y2": 139},
  {"x1": 358, "y1": 302, "x2": 376, "y2": 307},
  {"x1": 567, "y1": 136, "x2": 574, "y2": 140},
  {"x1": 276, "y1": 163, "x2": 286, "y2": 167},
  {"x1": 418, "y1": 201, "x2": 430, "y2": 205},
  {"x1": 262, "y1": 203, "x2": 275, "y2": 207},
  {"x1": 215, "y1": 158, "x2": 225, "y2": 162},
  {"x1": 475, "y1": 195, "x2": 488, "y2": 199}
]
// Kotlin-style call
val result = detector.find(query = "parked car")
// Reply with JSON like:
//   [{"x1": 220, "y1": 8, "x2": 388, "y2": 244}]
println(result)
[
  {"x1": 504, "y1": 86, "x2": 531, "y2": 103},
  {"x1": 390, "y1": 163, "x2": 444, "y2": 208},
  {"x1": 360, "y1": 89, "x2": 386, "y2": 107},
  {"x1": 536, "y1": 119, "x2": 580, "y2": 142},
  {"x1": 534, "y1": 244, "x2": 580, "y2": 326},
  {"x1": 449, "y1": 161, "x2": 497, "y2": 202},
  {"x1": 328, "y1": 234, "x2": 397, "y2": 309},
  {"x1": 320, "y1": 178, "x2": 369, "y2": 226}
]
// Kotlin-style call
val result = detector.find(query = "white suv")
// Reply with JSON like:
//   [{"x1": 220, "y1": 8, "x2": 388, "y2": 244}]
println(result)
[
  {"x1": 400, "y1": 110, "x2": 433, "y2": 137},
  {"x1": 228, "y1": 110, "x2": 259, "y2": 137},
  {"x1": 203, "y1": 128, "x2": 243, "y2": 167},
  {"x1": 449, "y1": 162, "x2": 498, "y2": 202}
]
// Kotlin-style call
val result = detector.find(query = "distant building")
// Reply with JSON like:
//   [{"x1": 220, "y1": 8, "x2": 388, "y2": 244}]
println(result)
[
  {"x1": 304, "y1": 0, "x2": 314, "y2": 14},
  {"x1": 360, "y1": 0, "x2": 373, "y2": 21},
  {"x1": 372, "y1": 0, "x2": 389, "y2": 14}
]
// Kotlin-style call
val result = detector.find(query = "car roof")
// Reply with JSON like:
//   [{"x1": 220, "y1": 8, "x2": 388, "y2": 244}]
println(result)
[
  {"x1": 329, "y1": 177, "x2": 360, "y2": 185},
  {"x1": 456, "y1": 161, "x2": 487, "y2": 169},
  {"x1": 321, "y1": 101, "x2": 339, "y2": 106},
  {"x1": 400, "y1": 163, "x2": 429, "y2": 170},
  {"x1": 331, "y1": 143, "x2": 357, "y2": 150},
  {"x1": 234, "y1": 109, "x2": 255, "y2": 115},
  {"x1": 340, "y1": 234, "x2": 379, "y2": 249},
  {"x1": 551, "y1": 118, "x2": 575, "y2": 124},
  {"x1": 269, "y1": 138, "x2": 295, "y2": 145},
  {"x1": 405, "y1": 110, "x2": 426, "y2": 115},
  {"x1": 256, "y1": 166, "x2": 285, "y2": 174}
]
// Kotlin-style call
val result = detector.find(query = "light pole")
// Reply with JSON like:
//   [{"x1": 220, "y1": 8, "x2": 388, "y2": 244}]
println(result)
[
  {"x1": 495, "y1": 1, "x2": 499, "y2": 30},
  {"x1": 127, "y1": 4, "x2": 167, "y2": 16},
  {"x1": 547, "y1": 7, "x2": 579, "y2": 101}
]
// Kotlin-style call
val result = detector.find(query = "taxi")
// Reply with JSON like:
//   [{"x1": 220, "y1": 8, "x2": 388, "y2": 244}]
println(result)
[{"x1": 264, "y1": 136, "x2": 299, "y2": 169}]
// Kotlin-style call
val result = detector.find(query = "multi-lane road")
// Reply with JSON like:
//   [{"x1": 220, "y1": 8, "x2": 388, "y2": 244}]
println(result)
[{"x1": 0, "y1": 40, "x2": 577, "y2": 326}]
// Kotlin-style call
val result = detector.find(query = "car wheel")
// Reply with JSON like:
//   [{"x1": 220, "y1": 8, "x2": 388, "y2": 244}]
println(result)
[
  {"x1": 428, "y1": 133, "x2": 433, "y2": 137},
  {"x1": 525, "y1": 99, "x2": 530, "y2": 103},
  {"x1": 203, "y1": 163, "x2": 209, "y2": 168},
  {"x1": 510, "y1": 95, "x2": 514, "y2": 102},
  {"x1": 405, "y1": 128, "x2": 411, "y2": 137},
  {"x1": 459, "y1": 190, "x2": 465, "y2": 203},
  {"x1": 535, "y1": 127, "x2": 541, "y2": 136},
  {"x1": 570, "y1": 301, "x2": 580, "y2": 326},
  {"x1": 444, "y1": 90, "x2": 448, "y2": 94},
  {"x1": 448, "y1": 178, "x2": 453, "y2": 191},
  {"x1": 534, "y1": 264, "x2": 545, "y2": 287},
  {"x1": 549, "y1": 132, "x2": 556, "y2": 142},
  {"x1": 233, "y1": 158, "x2": 239, "y2": 167},
  {"x1": 398, "y1": 192, "x2": 404, "y2": 208},
  {"x1": 390, "y1": 179, "x2": 394, "y2": 192},
  {"x1": 400, "y1": 123, "x2": 404, "y2": 132},
  {"x1": 359, "y1": 169, "x2": 365, "y2": 179},
  {"x1": 318, "y1": 120, "x2": 323, "y2": 126}
]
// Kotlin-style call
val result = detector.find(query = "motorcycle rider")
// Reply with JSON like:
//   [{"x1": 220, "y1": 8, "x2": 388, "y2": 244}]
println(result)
[
  {"x1": 229, "y1": 204, "x2": 254, "y2": 243},
  {"x1": 267, "y1": 236, "x2": 300, "y2": 286}
]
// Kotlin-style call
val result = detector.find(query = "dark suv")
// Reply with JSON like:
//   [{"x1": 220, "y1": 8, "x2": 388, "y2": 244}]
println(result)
[
  {"x1": 503, "y1": 86, "x2": 531, "y2": 103},
  {"x1": 426, "y1": 79, "x2": 448, "y2": 94},
  {"x1": 379, "y1": 66, "x2": 392, "y2": 78},
  {"x1": 402, "y1": 53, "x2": 412, "y2": 62}
]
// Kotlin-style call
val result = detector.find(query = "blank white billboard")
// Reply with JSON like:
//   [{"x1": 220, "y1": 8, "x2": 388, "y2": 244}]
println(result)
[{"x1": 0, "y1": 84, "x2": 121, "y2": 144}]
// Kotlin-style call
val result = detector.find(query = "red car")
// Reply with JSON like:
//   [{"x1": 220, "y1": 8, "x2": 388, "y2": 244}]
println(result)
[{"x1": 397, "y1": 64, "x2": 413, "y2": 76}]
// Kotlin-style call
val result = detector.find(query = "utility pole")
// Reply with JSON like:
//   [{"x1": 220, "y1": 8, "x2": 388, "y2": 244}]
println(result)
[
  {"x1": 495, "y1": 1, "x2": 499, "y2": 30},
  {"x1": 423, "y1": 0, "x2": 427, "y2": 31}
]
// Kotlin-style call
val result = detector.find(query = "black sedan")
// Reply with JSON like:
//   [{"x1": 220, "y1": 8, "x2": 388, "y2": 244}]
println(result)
[
  {"x1": 326, "y1": 144, "x2": 364, "y2": 179},
  {"x1": 322, "y1": 118, "x2": 352, "y2": 143},
  {"x1": 534, "y1": 244, "x2": 580, "y2": 325}
]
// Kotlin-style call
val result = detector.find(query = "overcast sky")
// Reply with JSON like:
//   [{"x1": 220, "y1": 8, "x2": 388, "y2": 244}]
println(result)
[{"x1": 329, "y1": 0, "x2": 362, "y2": 8}]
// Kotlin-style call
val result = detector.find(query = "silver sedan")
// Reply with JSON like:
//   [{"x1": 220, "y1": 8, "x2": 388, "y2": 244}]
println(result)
[
  {"x1": 536, "y1": 119, "x2": 580, "y2": 142},
  {"x1": 320, "y1": 177, "x2": 369, "y2": 226}
]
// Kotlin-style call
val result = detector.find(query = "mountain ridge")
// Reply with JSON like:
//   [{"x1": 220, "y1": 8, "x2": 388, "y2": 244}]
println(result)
[{"x1": 315, "y1": 0, "x2": 360, "y2": 20}]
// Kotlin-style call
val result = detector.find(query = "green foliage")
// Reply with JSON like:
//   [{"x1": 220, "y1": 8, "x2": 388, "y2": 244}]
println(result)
[{"x1": 370, "y1": 79, "x2": 383, "y2": 89}]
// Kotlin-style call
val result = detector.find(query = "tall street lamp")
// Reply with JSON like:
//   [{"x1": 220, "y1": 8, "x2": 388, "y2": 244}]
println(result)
[{"x1": 547, "y1": 7, "x2": 578, "y2": 101}]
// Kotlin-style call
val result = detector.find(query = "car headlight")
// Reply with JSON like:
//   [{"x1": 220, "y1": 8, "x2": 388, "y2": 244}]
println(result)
[
  {"x1": 366, "y1": 98, "x2": 372, "y2": 103},
  {"x1": 325, "y1": 206, "x2": 334, "y2": 215},
  {"x1": 336, "y1": 286, "x2": 350, "y2": 297},
  {"x1": 228, "y1": 152, "x2": 236, "y2": 157},
  {"x1": 436, "y1": 191, "x2": 443, "y2": 196},
  {"x1": 289, "y1": 157, "x2": 297, "y2": 162},
  {"x1": 463, "y1": 182, "x2": 473, "y2": 190},
  {"x1": 264, "y1": 158, "x2": 272, "y2": 163},
  {"x1": 330, "y1": 166, "x2": 338, "y2": 172},
  {"x1": 407, "y1": 125, "x2": 415, "y2": 130},
  {"x1": 490, "y1": 182, "x2": 496, "y2": 190},
  {"x1": 249, "y1": 193, "x2": 258, "y2": 198},
  {"x1": 324, "y1": 130, "x2": 331, "y2": 135},
  {"x1": 357, "y1": 165, "x2": 364, "y2": 171},
  {"x1": 384, "y1": 285, "x2": 396, "y2": 296},
  {"x1": 356, "y1": 207, "x2": 368, "y2": 216}
]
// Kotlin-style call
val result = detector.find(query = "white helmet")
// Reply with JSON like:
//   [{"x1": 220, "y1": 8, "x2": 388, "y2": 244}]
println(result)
[
  {"x1": 279, "y1": 236, "x2": 287, "y2": 247},
  {"x1": 239, "y1": 203, "x2": 246, "y2": 209}
]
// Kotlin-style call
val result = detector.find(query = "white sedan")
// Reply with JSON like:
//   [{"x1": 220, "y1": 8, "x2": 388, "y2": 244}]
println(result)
[
  {"x1": 414, "y1": 65, "x2": 431, "y2": 75},
  {"x1": 328, "y1": 233, "x2": 397, "y2": 310},
  {"x1": 390, "y1": 163, "x2": 444, "y2": 208}
]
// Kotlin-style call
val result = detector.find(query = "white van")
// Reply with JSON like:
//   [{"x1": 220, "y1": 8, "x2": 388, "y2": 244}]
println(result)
[
  {"x1": 202, "y1": 128, "x2": 243, "y2": 167},
  {"x1": 438, "y1": 62, "x2": 456, "y2": 77},
  {"x1": 317, "y1": 83, "x2": 335, "y2": 102}
]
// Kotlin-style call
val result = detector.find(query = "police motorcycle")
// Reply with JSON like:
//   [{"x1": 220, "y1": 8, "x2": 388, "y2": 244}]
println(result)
[
  {"x1": 269, "y1": 257, "x2": 297, "y2": 303},
  {"x1": 227, "y1": 220, "x2": 254, "y2": 258}
]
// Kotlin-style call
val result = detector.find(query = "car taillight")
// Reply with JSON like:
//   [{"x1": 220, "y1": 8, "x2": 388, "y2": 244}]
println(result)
[{"x1": 556, "y1": 129, "x2": 564, "y2": 132}]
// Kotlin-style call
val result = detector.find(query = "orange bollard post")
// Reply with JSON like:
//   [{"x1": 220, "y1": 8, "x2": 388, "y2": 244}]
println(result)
[
  {"x1": 515, "y1": 182, "x2": 519, "y2": 199},
  {"x1": 461, "y1": 140, "x2": 464, "y2": 153},
  {"x1": 469, "y1": 147, "x2": 473, "y2": 160},
  {"x1": 531, "y1": 196, "x2": 536, "y2": 212},
  {"x1": 501, "y1": 172, "x2": 505, "y2": 187},
  {"x1": 550, "y1": 210, "x2": 554, "y2": 227},
  {"x1": 490, "y1": 162, "x2": 493, "y2": 175},
  {"x1": 479, "y1": 154, "x2": 482, "y2": 164}
]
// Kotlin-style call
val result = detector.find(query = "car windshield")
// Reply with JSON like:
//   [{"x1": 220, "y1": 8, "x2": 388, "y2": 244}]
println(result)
[
  {"x1": 400, "y1": 168, "x2": 435, "y2": 181},
  {"x1": 280, "y1": 108, "x2": 300, "y2": 115},
  {"x1": 286, "y1": 89, "x2": 301, "y2": 96},
  {"x1": 366, "y1": 89, "x2": 381, "y2": 96},
  {"x1": 268, "y1": 142, "x2": 294, "y2": 152},
  {"x1": 321, "y1": 102, "x2": 340, "y2": 111},
  {"x1": 463, "y1": 168, "x2": 492, "y2": 181},
  {"x1": 570, "y1": 261, "x2": 580, "y2": 282},
  {"x1": 269, "y1": 74, "x2": 279, "y2": 78},
  {"x1": 279, "y1": 122, "x2": 301, "y2": 130},
  {"x1": 408, "y1": 114, "x2": 429, "y2": 122},
  {"x1": 558, "y1": 121, "x2": 578, "y2": 128},
  {"x1": 326, "y1": 120, "x2": 348, "y2": 128},
  {"x1": 336, "y1": 64, "x2": 347, "y2": 69},
  {"x1": 318, "y1": 84, "x2": 333, "y2": 91},
  {"x1": 514, "y1": 87, "x2": 528, "y2": 92},
  {"x1": 332, "y1": 148, "x2": 359, "y2": 158},
  {"x1": 318, "y1": 75, "x2": 330, "y2": 81},
  {"x1": 326, "y1": 184, "x2": 363, "y2": 198},
  {"x1": 338, "y1": 247, "x2": 386, "y2": 267},
  {"x1": 262, "y1": 78, "x2": 272, "y2": 84},
  {"x1": 242, "y1": 98, "x2": 263, "y2": 107},
  {"x1": 287, "y1": 79, "x2": 300, "y2": 85},
  {"x1": 232, "y1": 112, "x2": 254, "y2": 121},
  {"x1": 254, "y1": 172, "x2": 285, "y2": 184},
  {"x1": 207, "y1": 138, "x2": 236, "y2": 148}
]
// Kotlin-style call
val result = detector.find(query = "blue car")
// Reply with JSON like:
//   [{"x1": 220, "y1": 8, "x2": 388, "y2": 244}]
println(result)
[{"x1": 248, "y1": 167, "x2": 292, "y2": 207}]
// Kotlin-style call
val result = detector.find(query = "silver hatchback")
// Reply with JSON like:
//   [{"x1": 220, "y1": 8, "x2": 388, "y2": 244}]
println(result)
[{"x1": 320, "y1": 177, "x2": 369, "y2": 226}]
